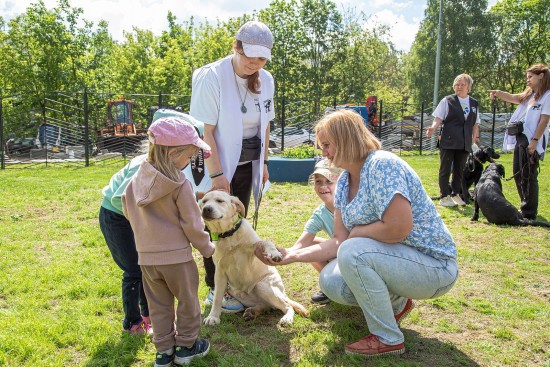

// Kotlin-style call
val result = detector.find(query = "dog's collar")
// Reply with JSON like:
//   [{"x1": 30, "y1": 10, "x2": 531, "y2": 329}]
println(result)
[{"x1": 211, "y1": 217, "x2": 243, "y2": 241}]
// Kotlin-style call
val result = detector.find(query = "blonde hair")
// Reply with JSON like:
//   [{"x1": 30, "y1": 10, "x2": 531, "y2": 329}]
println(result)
[
  {"x1": 315, "y1": 109, "x2": 381, "y2": 167},
  {"x1": 147, "y1": 131, "x2": 198, "y2": 181},
  {"x1": 453, "y1": 74, "x2": 473, "y2": 91},
  {"x1": 518, "y1": 63, "x2": 550, "y2": 102}
]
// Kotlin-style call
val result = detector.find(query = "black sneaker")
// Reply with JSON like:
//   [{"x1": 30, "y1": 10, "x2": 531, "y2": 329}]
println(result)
[
  {"x1": 154, "y1": 348, "x2": 174, "y2": 367},
  {"x1": 311, "y1": 291, "x2": 330, "y2": 304},
  {"x1": 174, "y1": 339, "x2": 210, "y2": 365}
]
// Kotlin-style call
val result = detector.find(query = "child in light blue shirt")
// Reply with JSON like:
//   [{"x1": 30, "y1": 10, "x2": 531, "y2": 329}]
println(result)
[{"x1": 289, "y1": 159, "x2": 342, "y2": 304}]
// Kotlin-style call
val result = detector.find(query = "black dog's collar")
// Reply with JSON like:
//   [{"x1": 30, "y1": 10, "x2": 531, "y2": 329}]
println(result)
[{"x1": 211, "y1": 218, "x2": 243, "y2": 240}]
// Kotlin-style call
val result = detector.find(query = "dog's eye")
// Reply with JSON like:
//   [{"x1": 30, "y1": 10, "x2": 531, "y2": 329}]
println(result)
[{"x1": 216, "y1": 199, "x2": 224, "y2": 203}]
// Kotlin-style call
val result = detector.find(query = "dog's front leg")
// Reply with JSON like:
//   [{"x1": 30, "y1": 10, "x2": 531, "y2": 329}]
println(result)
[
  {"x1": 471, "y1": 197, "x2": 480, "y2": 221},
  {"x1": 256, "y1": 240, "x2": 282, "y2": 262},
  {"x1": 204, "y1": 272, "x2": 228, "y2": 325}
]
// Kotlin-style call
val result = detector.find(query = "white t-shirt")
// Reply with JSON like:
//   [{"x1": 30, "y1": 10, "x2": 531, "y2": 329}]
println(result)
[
  {"x1": 190, "y1": 65, "x2": 274, "y2": 135},
  {"x1": 503, "y1": 91, "x2": 550, "y2": 154},
  {"x1": 433, "y1": 96, "x2": 480, "y2": 123},
  {"x1": 235, "y1": 74, "x2": 262, "y2": 139}
]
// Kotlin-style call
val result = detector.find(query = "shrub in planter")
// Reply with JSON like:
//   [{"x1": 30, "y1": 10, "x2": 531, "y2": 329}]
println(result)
[
  {"x1": 269, "y1": 145, "x2": 321, "y2": 182},
  {"x1": 280, "y1": 145, "x2": 319, "y2": 159}
]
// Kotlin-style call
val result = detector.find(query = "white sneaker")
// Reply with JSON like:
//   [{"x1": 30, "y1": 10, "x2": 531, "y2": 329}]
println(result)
[
  {"x1": 439, "y1": 195, "x2": 457, "y2": 207},
  {"x1": 452, "y1": 195, "x2": 466, "y2": 206}
]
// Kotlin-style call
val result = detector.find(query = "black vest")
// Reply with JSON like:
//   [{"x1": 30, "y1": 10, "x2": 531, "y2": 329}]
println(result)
[{"x1": 439, "y1": 94, "x2": 478, "y2": 152}]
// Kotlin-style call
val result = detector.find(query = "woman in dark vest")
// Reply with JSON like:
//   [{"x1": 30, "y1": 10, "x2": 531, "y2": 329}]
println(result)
[{"x1": 427, "y1": 74, "x2": 480, "y2": 207}]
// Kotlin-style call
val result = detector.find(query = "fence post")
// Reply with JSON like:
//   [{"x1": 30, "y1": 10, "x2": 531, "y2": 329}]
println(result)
[
  {"x1": 377, "y1": 100, "x2": 383, "y2": 139},
  {"x1": 0, "y1": 89, "x2": 4, "y2": 170},
  {"x1": 491, "y1": 100, "x2": 496, "y2": 149},
  {"x1": 84, "y1": 88, "x2": 89, "y2": 167},
  {"x1": 419, "y1": 101, "x2": 425, "y2": 155},
  {"x1": 158, "y1": 92, "x2": 163, "y2": 110},
  {"x1": 281, "y1": 96, "x2": 286, "y2": 151}
]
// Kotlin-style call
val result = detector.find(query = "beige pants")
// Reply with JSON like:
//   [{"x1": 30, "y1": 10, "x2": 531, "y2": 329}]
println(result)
[{"x1": 141, "y1": 261, "x2": 201, "y2": 352}]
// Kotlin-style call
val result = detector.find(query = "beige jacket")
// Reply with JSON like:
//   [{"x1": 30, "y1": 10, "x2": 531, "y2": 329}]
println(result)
[{"x1": 122, "y1": 160, "x2": 214, "y2": 265}]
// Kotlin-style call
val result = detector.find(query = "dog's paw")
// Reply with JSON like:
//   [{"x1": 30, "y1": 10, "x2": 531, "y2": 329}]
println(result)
[
  {"x1": 279, "y1": 314, "x2": 294, "y2": 326},
  {"x1": 203, "y1": 315, "x2": 220, "y2": 325},
  {"x1": 268, "y1": 249, "x2": 282, "y2": 262},
  {"x1": 257, "y1": 240, "x2": 282, "y2": 262},
  {"x1": 243, "y1": 307, "x2": 258, "y2": 321}
]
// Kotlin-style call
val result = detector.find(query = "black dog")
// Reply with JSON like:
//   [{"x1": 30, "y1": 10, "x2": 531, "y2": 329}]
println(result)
[
  {"x1": 471, "y1": 163, "x2": 550, "y2": 227},
  {"x1": 461, "y1": 146, "x2": 500, "y2": 203}
]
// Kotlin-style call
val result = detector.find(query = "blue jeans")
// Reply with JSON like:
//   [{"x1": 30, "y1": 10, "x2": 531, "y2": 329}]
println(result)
[
  {"x1": 99, "y1": 206, "x2": 149, "y2": 329},
  {"x1": 319, "y1": 238, "x2": 458, "y2": 345}
]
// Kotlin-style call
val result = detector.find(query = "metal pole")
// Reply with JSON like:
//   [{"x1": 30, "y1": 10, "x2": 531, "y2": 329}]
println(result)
[
  {"x1": 0, "y1": 89, "x2": 4, "y2": 170},
  {"x1": 84, "y1": 88, "x2": 89, "y2": 167},
  {"x1": 491, "y1": 100, "x2": 496, "y2": 149},
  {"x1": 433, "y1": 0, "x2": 444, "y2": 108},
  {"x1": 378, "y1": 100, "x2": 383, "y2": 140},
  {"x1": 281, "y1": 96, "x2": 285, "y2": 151},
  {"x1": 420, "y1": 101, "x2": 425, "y2": 155}
]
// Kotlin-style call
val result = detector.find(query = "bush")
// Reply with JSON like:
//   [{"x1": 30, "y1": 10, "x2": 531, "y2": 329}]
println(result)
[{"x1": 280, "y1": 145, "x2": 320, "y2": 158}]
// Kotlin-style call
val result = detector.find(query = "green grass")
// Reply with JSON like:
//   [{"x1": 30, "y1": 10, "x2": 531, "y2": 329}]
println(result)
[{"x1": 0, "y1": 153, "x2": 549, "y2": 366}]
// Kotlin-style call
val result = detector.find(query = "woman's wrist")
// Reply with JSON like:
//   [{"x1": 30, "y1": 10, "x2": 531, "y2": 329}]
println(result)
[{"x1": 209, "y1": 170, "x2": 223, "y2": 179}]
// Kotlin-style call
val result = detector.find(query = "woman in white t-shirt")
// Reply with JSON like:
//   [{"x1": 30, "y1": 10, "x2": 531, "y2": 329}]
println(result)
[
  {"x1": 488, "y1": 63, "x2": 550, "y2": 219},
  {"x1": 426, "y1": 74, "x2": 480, "y2": 207},
  {"x1": 190, "y1": 21, "x2": 276, "y2": 312}
]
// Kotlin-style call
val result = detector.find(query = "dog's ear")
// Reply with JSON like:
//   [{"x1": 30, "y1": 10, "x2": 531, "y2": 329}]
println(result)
[{"x1": 231, "y1": 196, "x2": 246, "y2": 217}]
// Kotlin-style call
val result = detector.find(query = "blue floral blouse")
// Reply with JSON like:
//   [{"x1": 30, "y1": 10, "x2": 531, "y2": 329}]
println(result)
[{"x1": 334, "y1": 150, "x2": 456, "y2": 260}]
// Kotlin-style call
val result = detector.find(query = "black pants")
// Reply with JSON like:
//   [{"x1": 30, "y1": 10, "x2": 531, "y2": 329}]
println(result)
[
  {"x1": 203, "y1": 162, "x2": 253, "y2": 288},
  {"x1": 99, "y1": 207, "x2": 149, "y2": 329},
  {"x1": 513, "y1": 134, "x2": 540, "y2": 219},
  {"x1": 439, "y1": 148, "x2": 469, "y2": 198}
]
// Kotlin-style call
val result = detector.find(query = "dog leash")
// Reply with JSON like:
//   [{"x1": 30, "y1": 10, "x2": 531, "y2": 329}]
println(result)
[{"x1": 251, "y1": 182, "x2": 265, "y2": 230}]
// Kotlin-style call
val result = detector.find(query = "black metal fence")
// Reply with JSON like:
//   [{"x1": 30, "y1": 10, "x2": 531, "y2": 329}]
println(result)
[{"x1": 0, "y1": 89, "x2": 511, "y2": 170}]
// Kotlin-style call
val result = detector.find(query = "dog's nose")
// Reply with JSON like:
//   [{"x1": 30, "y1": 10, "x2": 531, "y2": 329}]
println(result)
[{"x1": 202, "y1": 206, "x2": 214, "y2": 218}]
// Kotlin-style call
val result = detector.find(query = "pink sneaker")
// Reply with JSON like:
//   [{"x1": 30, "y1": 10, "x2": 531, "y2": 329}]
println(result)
[
  {"x1": 127, "y1": 320, "x2": 153, "y2": 337},
  {"x1": 141, "y1": 315, "x2": 151, "y2": 325}
]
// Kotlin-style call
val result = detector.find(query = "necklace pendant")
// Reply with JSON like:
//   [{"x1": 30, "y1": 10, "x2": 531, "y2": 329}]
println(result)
[{"x1": 241, "y1": 104, "x2": 247, "y2": 113}]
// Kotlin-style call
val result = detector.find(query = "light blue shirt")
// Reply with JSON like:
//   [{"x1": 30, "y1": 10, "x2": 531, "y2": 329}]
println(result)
[
  {"x1": 334, "y1": 150, "x2": 456, "y2": 260},
  {"x1": 304, "y1": 203, "x2": 334, "y2": 238}
]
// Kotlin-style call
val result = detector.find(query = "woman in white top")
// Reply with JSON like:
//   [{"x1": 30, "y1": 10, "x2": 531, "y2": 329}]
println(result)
[
  {"x1": 190, "y1": 21, "x2": 276, "y2": 311},
  {"x1": 488, "y1": 63, "x2": 550, "y2": 219},
  {"x1": 427, "y1": 74, "x2": 480, "y2": 207}
]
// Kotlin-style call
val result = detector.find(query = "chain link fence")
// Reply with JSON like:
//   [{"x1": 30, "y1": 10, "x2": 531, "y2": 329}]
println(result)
[{"x1": 1, "y1": 90, "x2": 511, "y2": 169}]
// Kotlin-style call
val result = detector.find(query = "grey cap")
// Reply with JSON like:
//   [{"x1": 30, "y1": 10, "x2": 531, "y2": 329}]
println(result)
[{"x1": 236, "y1": 21, "x2": 273, "y2": 60}]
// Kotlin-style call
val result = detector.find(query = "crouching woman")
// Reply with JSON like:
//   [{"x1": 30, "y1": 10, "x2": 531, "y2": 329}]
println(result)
[{"x1": 259, "y1": 109, "x2": 458, "y2": 357}]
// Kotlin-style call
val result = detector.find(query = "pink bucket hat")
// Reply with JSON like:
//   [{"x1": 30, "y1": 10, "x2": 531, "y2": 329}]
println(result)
[{"x1": 148, "y1": 116, "x2": 211, "y2": 158}]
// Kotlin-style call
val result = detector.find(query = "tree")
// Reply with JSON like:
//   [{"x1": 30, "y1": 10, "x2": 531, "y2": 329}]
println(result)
[
  {"x1": 488, "y1": 0, "x2": 550, "y2": 95},
  {"x1": 407, "y1": 0, "x2": 495, "y2": 108}
]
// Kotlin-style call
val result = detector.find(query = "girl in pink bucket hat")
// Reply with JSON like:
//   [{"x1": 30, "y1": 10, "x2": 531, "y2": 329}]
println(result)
[{"x1": 122, "y1": 117, "x2": 215, "y2": 367}]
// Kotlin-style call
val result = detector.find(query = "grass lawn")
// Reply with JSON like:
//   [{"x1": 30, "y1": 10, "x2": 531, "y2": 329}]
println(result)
[{"x1": 0, "y1": 153, "x2": 549, "y2": 367}]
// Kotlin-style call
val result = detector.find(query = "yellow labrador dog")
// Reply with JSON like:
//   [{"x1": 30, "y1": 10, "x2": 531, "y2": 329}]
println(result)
[{"x1": 199, "y1": 190, "x2": 308, "y2": 326}]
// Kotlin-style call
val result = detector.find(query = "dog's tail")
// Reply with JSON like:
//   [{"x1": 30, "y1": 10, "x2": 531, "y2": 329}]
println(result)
[
  {"x1": 520, "y1": 219, "x2": 550, "y2": 228},
  {"x1": 286, "y1": 298, "x2": 309, "y2": 318}
]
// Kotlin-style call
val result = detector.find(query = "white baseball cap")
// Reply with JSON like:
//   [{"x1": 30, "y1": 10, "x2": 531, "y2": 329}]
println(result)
[{"x1": 236, "y1": 21, "x2": 274, "y2": 60}]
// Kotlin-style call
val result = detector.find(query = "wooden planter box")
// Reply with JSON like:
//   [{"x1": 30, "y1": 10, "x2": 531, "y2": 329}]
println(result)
[{"x1": 268, "y1": 157, "x2": 317, "y2": 182}]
